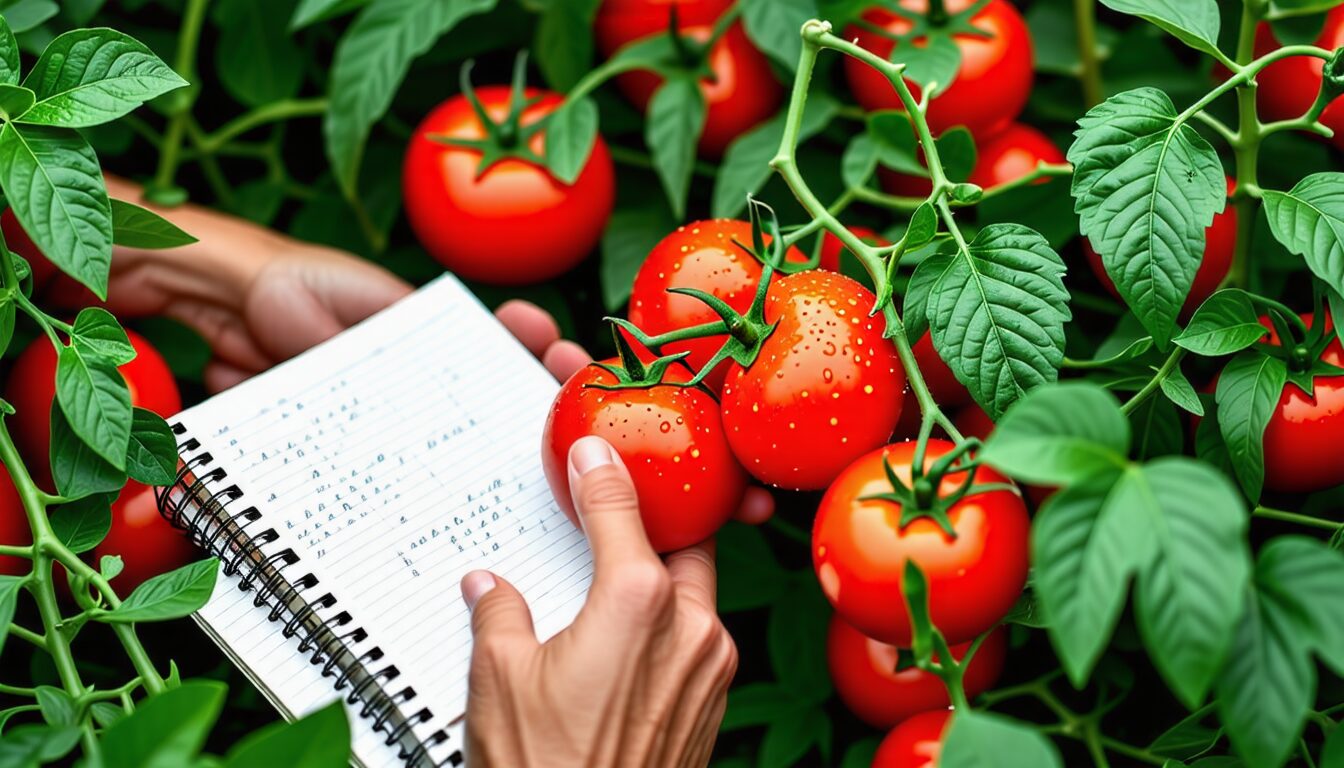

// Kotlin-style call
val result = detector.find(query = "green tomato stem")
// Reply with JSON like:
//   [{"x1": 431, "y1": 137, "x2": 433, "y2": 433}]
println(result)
[
  {"x1": 1119, "y1": 347, "x2": 1185, "y2": 416},
  {"x1": 9, "y1": 623, "x2": 46, "y2": 651},
  {"x1": 151, "y1": 0, "x2": 209, "y2": 196},
  {"x1": 1252, "y1": 506, "x2": 1342, "y2": 531},
  {"x1": 194, "y1": 98, "x2": 329, "y2": 153},
  {"x1": 1073, "y1": 0, "x2": 1104, "y2": 108}
]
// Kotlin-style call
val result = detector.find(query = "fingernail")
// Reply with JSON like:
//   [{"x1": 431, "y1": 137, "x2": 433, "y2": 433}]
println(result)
[
  {"x1": 461, "y1": 570, "x2": 497, "y2": 610},
  {"x1": 569, "y1": 435, "x2": 615, "y2": 476}
]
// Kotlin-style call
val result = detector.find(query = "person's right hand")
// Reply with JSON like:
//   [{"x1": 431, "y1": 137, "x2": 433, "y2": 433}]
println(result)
[{"x1": 460, "y1": 435, "x2": 738, "y2": 767}]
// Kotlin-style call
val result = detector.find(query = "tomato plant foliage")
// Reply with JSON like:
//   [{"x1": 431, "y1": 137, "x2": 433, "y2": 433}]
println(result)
[{"x1": 2, "y1": 0, "x2": 1344, "y2": 766}]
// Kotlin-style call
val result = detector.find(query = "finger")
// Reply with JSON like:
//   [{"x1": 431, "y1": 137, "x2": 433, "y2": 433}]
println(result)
[
  {"x1": 731, "y1": 486, "x2": 775, "y2": 525},
  {"x1": 567, "y1": 436, "x2": 661, "y2": 580},
  {"x1": 495, "y1": 300, "x2": 560, "y2": 358},
  {"x1": 166, "y1": 300, "x2": 274, "y2": 373},
  {"x1": 462, "y1": 570, "x2": 537, "y2": 648},
  {"x1": 665, "y1": 540, "x2": 716, "y2": 609},
  {"x1": 204, "y1": 361, "x2": 256, "y2": 394},
  {"x1": 542, "y1": 340, "x2": 590, "y2": 382}
]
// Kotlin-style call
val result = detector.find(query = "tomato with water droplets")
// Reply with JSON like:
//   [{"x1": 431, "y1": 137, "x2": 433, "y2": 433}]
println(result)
[
  {"x1": 403, "y1": 86, "x2": 615, "y2": 285},
  {"x1": 845, "y1": 0, "x2": 1033, "y2": 140},
  {"x1": 542, "y1": 360, "x2": 746, "y2": 552},
  {"x1": 873, "y1": 709, "x2": 951, "y2": 768},
  {"x1": 813, "y1": 439, "x2": 1029, "y2": 645},
  {"x1": 628, "y1": 219, "x2": 807, "y2": 390},
  {"x1": 720, "y1": 270, "x2": 904, "y2": 490},
  {"x1": 828, "y1": 615, "x2": 1005, "y2": 729}
]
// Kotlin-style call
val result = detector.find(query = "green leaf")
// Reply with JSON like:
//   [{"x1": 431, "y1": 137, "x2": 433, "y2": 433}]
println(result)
[
  {"x1": 101, "y1": 558, "x2": 219, "y2": 623},
  {"x1": 19, "y1": 28, "x2": 187, "y2": 128},
  {"x1": 110, "y1": 198, "x2": 197, "y2": 249},
  {"x1": 0, "y1": 724, "x2": 80, "y2": 767},
  {"x1": 71, "y1": 307, "x2": 135, "y2": 364},
  {"x1": 50, "y1": 402, "x2": 126, "y2": 499},
  {"x1": 937, "y1": 127, "x2": 977, "y2": 184},
  {"x1": 718, "y1": 522, "x2": 789, "y2": 612},
  {"x1": 1099, "y1": 0, "x2": 1222, "y2": 58},
  {"x1": 1131, "y1": 393, "x2": 1184, "y2": 459},
  {"x1": 840, "y1": 738, "x2": 881, "y2": 768},
  {"x1": 906, "y1": 202, "x2": 938, "y2": 248},
  {"x1": 1069, "y1": 87, "x2": 1225, "y2": 346},
  {"x1": 100, "y1": 680, "x2": 225, "y2": 768},
  {"x1": 35, "y1": 686, "x2": 74, "y2": 726},
  {"x1": 1132, "y1": 458, "x2": 1250, "y2": 708},
  {"x1": 0, "y1": 123, "x2": 112, "y2": 298},
  {"x1": 0, "y1": 575, "x2": 21, "y2": 656},
  {"x1": 0, "y1": 84, "x2": 33, "y2": 120},
  {"x1": 940, "y1": 710, "x2": 1064, "y2": 768},
  {"x1": 544, "y1": 96, "x2": 599, "y2": 186},
  {"x1": 913, "y1": 224, "x2": 1070, "y2": 419},
  {"x1": 1262, "y1": 173, "x2": 1344, "y2": 299},
  {"x1": 758, "y1": 706, "x2": 830, "y2": 768},
  {"x1": 868, "y1": 111, "x2": 923, "y2": 175},
  {"x1": 1, "y1": 1, "x2": 59, "y2": 35},
  {"x1": 767, "y1": 578, "x2": 831, "y2": 701},
  {"x1": 840, "y1": 133, "x2": 878, "y2": 191},
  {"x1": 1175, "y1": 289, "x2": 1268, "y2": 356},
  {"x1": 1325, "y1": 728, "x2": 1344, "y2": 768},
  {"x1": 891, "y1": 30, "x2": 962, "y2": 92},
  {"x1": 740, "y1": 0, "x2": 815, "y2": 72},
  {"x1": 221, "y1": 700, "x2": 350, "y2": 768},
  {"x1": 56, "y1": 343, "x2": 131, "y2": 469},
  {"x1": 1215, "y1": 351, "x2": 1287, "y2": 502},
  {"x1": 0, "y1": 302, "x2": 14, "y2": 359},
  {"x1": 0, "y1": 16, "x2": 18, "y2": 86},
  {"x1": 214, "y1": 0, "x2": 305, "y2": 109},
  {"x1": 534, "y1": 0, "x2": 599, "y2": 91},
  {"x1": 599, "y1": 195, "x2": 675, "y2": 313},
  {"x1": 290, "y1": 0, "x2": 368, "y2": 30},
  {"x1": 721, "y1": 683, "x2": 807, "y2": 732},
  {"x1": 646, "y1": 77, "x2": 706, "y2": 220},
  {"x1": 1255, "y1": 537, "x2": 1344, "y2": 675},
  {"x1": 324, "y1": 0, "x2": 498, "y2": 198},
  {"x1": 126, "y1": 408, "x2": 178, "y2": 486},
  {"x1": 1149, "y1": 706, "x2": 1221, "y2": 760},
  {"x1": 90, "y1": 701, "x2": 124, "y2": 728},
  {"x1": 1032, "y1": 470, "x2": 1143, "y2": 685},
  {"x1": 712, "y1": 93, "x2": 837, "y2": 218},
  {"x1": 1216, "y1": 575, "x2": 1313, "y2": 767},
  {"x1": 48, "y1": 492, "x2": 113, "y2": 553},
  {"x1": 981, "y1": 382, "x2": 1129, "y2": 485},
  {"x1": 100, "y1": 553, "x2": 123, "y2": 580},
  {"x1": 1160, "y1": 365, "x2": 1203, "y2": 416}
]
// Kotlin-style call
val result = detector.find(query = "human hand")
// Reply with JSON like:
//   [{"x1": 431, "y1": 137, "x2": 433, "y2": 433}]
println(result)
[
  {"x1": 46, "y1": 176, "x2": 589, "y2": 391},
  {"x1": 460, "y1": 435, "x2": 739, "y2": 767}
]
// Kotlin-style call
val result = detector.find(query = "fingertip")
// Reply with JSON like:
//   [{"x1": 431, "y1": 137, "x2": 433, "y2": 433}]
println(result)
[
  {"x1": 495, "y1": 300, "x2": 560, "y2": 356},
  {"x1": 732, "y1": 486, "x2": 775, "y2": 526},
  {"x1": 460, "y1": 570, "x2": 498, "y2": 611},
  {"x1": 204, "y1": 361, "x2": 253, "y2": 394},
  {"x1": 542, "y1": 340, "x2": 591, "y2": 382}
]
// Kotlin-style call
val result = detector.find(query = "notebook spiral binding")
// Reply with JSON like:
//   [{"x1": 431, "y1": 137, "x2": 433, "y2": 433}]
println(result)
[{"x1": 155, "y1": 423, "x2": 465, "y2": 768}]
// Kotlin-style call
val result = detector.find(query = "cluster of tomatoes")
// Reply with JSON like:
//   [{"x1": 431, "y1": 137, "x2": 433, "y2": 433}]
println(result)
[{"x1": 0, "y1": 214, "x2": 193, "y2": 595}]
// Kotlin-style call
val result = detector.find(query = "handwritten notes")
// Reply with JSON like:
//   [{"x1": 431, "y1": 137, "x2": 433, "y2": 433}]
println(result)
[{"x1": 179, "y1": 276, "x2": 593, "y2": 767}]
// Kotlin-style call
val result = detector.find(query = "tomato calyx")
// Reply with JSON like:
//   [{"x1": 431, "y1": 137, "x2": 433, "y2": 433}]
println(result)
[
  {"x1": 1256, "y1": 299, "x2": 1344, "y2": 391},
  {"x1": 1321, "y1": 46, "x2": 1344, "y2": 102},
  {"x1": 860, "y1": 437, "x2": 1016, "y2": 538},
  {"x1": 429, "y1": 54, "x2": 546, "y2": 177},
  {"x1": 587, "y1": 323, "x2": 694, "y2": 391}
]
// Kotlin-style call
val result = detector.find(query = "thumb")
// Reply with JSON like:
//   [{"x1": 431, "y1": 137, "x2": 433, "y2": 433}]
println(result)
[{"x1": 461, "y1": 570, "x2": 537, "y2": 650}]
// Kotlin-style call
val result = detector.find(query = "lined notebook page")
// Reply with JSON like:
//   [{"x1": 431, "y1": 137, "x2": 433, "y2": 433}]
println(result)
[{"x1": 182, "y1": 275, "x2": 593, "y2": 767}]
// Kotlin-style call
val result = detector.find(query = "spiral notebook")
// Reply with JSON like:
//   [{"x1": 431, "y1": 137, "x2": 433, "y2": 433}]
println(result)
[{"x1": 156, "y1": 275, "x2": 594, "y2": 767}]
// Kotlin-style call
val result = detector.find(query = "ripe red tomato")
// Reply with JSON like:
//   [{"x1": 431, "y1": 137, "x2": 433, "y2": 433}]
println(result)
[
  {"x1": 1253, "y1": 314, "x2": 1344, "y2": 494},
  {"x1": 1250, "y1": 9, "x2": 1344, "y2": 150},
  {"x1": 402, "y1": 86, "x2": 615, "y2": 285},
  {"x1": 845, "y1": 0, "x2": 1032, "y2": 140},
  {"x1": 593, "y1": 0, "x2": 732, "y2": 56},
  {"x1": 0, "y1": 471, "x2": 30, "y2": 576},
  {"x1": 819, "y1": 226, "x2": 890, "y2": 274},
  {"x1": 1, "y1": 210, "x2": 57, "y2": 291},
  {"x1": 720, "y1": 271, "x2": 905, "y2": 490},
  {"x1": 828, "y1": 615, "x2": 1005, "y2": 729},
  {"x1": 6, "y1": 329, "x2": 182, "y2": 487},
  {"x1": 543, "y1": 359, "x2": 746, "y2": 552},
  {"x1": 880, "y1": 122, "x2": 1064, "y2": 198},
  {"x1": 628, "y1": 219, "x2": 807, "y2": 391},
  {"x1": 813, "y1": 439, "x2": 1029, "y2": 645},
  {"x1": 93, "y1": 481, "x2": 198, "y2": 594},
  {"x1": 603, "y1": 21, "x2": 782, "y2": 156},
  {"x1": 873, "y1": 709, "x2": 951, "y2": 768},
  {"x1": 1085, "y1": 177, "x2": 1237, "y2": 318}
]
